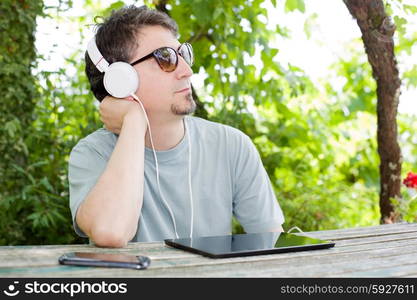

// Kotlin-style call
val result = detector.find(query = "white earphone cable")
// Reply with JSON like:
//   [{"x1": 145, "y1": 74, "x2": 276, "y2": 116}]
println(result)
[
  {"x1": 286, "y1": 226, "x2": 304, "y2": 234},
  {"x1": 185, "y1": 117, "x2": 193, "y2": 238},
  {"x1": 130, "y1": 94, "x2": 179, "y2": 239}
]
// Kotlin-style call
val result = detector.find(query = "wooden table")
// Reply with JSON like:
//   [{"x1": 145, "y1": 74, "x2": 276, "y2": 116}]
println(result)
[{"x1": 1, "y1": 222, "x2": 416, "y2": 277}]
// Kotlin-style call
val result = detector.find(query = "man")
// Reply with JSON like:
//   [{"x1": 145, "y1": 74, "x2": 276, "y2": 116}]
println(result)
[{"x1": 68, "y1": 5, "x2": 284, "y2": 248}]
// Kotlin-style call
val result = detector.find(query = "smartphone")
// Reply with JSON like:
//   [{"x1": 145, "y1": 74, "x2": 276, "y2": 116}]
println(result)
[{"x1": 58, "y1": 252, "x2": 151, "y2": 270}]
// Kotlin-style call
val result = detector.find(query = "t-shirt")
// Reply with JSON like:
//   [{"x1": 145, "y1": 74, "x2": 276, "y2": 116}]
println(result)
[{"x1": 68, "y1": 116, "x2": 285, "y2": 242}]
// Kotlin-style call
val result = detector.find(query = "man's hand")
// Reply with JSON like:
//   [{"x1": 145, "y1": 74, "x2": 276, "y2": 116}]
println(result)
[{"x1": 99, "y1": 96, "x2": 147, "y2": 134}]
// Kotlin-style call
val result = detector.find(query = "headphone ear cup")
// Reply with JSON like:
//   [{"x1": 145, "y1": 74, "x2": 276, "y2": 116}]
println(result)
[{"x1": 103, "y1": 62, "x2": 139, "y2": 98}]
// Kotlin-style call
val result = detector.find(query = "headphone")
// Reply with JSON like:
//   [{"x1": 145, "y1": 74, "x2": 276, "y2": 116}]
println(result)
[
  {"x1": 87, "y1": 37, "x2": 139, "y2": 99},
  {"x1": 86, "y1": 37, "x2": 194, "y2": 239}
]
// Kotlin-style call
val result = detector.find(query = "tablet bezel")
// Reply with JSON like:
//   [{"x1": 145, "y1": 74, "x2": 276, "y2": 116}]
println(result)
[{"x1": 164, "y1": 232, "x2": 335, "y2": 258}]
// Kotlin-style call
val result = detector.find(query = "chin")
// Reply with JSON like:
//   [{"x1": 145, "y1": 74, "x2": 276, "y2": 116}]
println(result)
[{"x1": 171, "y1": 99, "x2": 196, "y2": 116}]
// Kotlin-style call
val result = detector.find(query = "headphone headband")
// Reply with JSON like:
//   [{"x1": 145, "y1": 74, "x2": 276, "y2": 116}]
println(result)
[{"x1": 87, "y1": 37, "x2": 109, "y2": 73}]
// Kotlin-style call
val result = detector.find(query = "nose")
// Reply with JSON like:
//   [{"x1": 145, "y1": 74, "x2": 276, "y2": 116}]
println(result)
[{"x1": 175, "y1": 56, "x2": 193, "y2": 79}]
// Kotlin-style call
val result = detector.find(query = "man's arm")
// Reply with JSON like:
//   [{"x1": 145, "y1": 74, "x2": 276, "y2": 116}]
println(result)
[
  {"x1": 76, "y1": 99, "x2": 147, "y2": 248},
  {"x1": 268, "y1": 225, "x2": 284, "y2": 232},
  {"x1": 232, "y1": 132, "x2": 285, "y2": 233}
]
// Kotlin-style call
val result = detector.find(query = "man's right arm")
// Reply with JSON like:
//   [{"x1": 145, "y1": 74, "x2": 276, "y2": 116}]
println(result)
[{"x1": 75, "y1": 103, "x2": 147, "y2": 248}]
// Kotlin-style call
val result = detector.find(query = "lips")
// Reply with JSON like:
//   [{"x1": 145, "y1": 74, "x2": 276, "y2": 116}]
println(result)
[{"x1": 175, "y1": 87, "x2": 191, "y2": 93}]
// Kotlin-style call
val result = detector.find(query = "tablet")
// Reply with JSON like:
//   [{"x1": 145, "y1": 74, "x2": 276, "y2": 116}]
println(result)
[{"x1": 164, "y1": 232, "x2": 335, "y2": 258}]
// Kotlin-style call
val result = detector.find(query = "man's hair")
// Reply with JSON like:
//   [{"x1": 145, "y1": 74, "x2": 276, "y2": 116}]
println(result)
[{"x1": 85, "y1": 5, "x2": 178, "y2": 101}]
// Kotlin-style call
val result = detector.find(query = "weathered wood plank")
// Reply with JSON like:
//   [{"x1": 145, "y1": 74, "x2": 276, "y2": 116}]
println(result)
[
  {"x1": 1, "y1": 222, "x2": 414, "y2": 259},
  {"x1": 305, "y1": 222, "x2": 413, "y2": 235},
  {"x1": 1, "y1": 222, "x2": 412, "y2": 258},
  {"x1": 1, "y1": 231, "x2": 416, "y2": 270},
  {"x1": 0, "y1": 245, "x2": 190, "y2": 261},
  {"x1": 1, "y1": 235, "x2": 416, "y2": 277},
  {"x1": 0, "y1": 241, "x2": 161, "y2": 253},
  {"x1": 9, "y1": 243, "x2": 414, "y2": 278},
  {"x1": 1, "y1": 223, "x2": 416, "y2": 277},
  {"x1": 303, "y1": 222, "x2": 417, "y2": 240},
  {"x1": 326, "y1": 231, "x2": 417, "y2": 247},
  {"x1": 130, "y1": 245, "x2": 417, "y2": 277}
]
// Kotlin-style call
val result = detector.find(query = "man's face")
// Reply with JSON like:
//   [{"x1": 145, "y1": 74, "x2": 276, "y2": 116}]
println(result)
[{"x1": 131, "y1": 25, "x2": 195, "y2": 120}]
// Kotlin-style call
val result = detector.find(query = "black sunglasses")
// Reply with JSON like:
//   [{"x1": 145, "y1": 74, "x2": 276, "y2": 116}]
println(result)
[{"x1": 130, "y1": 43, "x2": 194, "y2": 72}]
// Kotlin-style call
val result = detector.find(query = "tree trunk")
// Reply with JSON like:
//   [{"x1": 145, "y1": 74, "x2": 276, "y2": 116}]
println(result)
[{"x1": 343, "y1": 0, "x2": 402, "y2": 223}]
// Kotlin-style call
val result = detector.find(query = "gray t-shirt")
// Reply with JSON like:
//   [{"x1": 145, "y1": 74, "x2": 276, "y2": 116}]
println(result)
[{"x1": 68, "y1": 116, "x2": 285, "y2": 242}]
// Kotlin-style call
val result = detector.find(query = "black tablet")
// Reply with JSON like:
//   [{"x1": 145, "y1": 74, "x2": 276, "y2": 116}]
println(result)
[{"x1": 164, "y1": 232, "x2": 335, "y2": 258}]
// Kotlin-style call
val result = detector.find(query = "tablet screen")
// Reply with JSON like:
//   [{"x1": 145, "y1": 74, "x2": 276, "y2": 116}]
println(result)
[{"x1": 165, "y1": 232, "x2": 335, "y2": 258}]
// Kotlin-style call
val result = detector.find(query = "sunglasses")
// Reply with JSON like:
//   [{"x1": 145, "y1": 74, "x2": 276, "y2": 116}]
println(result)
[{"x1": 130, "y1": 43, "x2": 194, "y2": 72}]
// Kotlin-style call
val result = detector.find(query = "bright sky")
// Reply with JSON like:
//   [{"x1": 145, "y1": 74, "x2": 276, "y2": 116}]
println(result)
[{"x1": 36, "y1": 0, "x2": 417, "y2": 115}]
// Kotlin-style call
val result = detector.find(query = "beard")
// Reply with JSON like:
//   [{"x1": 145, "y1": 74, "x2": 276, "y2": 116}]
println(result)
[{"x1": 171, "y1": 93, "x2": 197, "y2": 116}]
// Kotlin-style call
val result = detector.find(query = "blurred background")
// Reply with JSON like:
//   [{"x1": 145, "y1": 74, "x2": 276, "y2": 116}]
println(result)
[{"x1": 1, "y1": 0, "x2": 416, "y2": 245}]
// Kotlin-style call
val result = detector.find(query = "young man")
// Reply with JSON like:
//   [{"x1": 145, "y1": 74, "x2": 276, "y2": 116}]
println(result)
[{"x1": 68, "y1": 5, "x2": 284, "y2": 248}]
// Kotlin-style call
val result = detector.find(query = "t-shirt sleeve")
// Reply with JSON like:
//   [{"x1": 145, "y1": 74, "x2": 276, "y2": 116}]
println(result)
[
  {"x1": 232, "y1": 132, "x2": 285, "y2": 233},
  {"x1": 68, "y1": 140, "x2": 107, "y2": 238}
]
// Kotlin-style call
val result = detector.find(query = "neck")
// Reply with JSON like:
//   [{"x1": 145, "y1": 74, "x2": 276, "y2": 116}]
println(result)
[{"x1": 145, "y1": 116, "x2": 185, "y2": 151}]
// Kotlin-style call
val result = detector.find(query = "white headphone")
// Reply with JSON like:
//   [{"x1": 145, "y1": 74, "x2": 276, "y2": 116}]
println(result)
[
  {"x1": 86, "y1": 37, "x2": 194, "y2": 239},
  {"x1": 87, "y1": 37, "x2": 139, "y2": 98}
]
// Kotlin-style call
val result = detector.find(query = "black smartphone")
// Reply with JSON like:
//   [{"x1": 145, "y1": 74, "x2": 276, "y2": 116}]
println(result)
[{"x1": 58, "y1": 252, "x2": 151, "y2": 270}]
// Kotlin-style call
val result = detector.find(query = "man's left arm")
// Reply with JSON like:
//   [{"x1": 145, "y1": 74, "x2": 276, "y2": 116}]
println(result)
[
  {"x1": 268, "y1": 225, "x2": 284, "y2": 232},
  {"x1": 231, "y1": 132, "x2": 285, "y2": 233}
]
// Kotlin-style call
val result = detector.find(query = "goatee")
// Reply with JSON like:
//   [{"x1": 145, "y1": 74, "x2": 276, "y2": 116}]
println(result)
[{"x1": 171, "y1": 93, "x2": 197, "y2": 116}]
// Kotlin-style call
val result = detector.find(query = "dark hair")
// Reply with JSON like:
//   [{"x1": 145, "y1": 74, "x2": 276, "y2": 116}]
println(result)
[{"x1": 85, "y1": 5, "x2": 178, "y2": 101}]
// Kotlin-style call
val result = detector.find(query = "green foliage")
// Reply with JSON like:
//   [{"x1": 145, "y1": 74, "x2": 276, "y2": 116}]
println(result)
[
  {"x1": 285, "y1": 0, "x2": 305, "y2": 13},
  {"x1": 395, "y1": 114, "x2": 417, "y2": 222},
  {"x1": 386, "y1": 0, "x2": 417, "y2": 89},
  {"x1": 0, "y1": 0, "x2": 47, "y2": 244},
  {"x1": 0, "y1": 0, "x2": 95, "y2": 245},
  {"x1": 384, "y1": 0, "x2": 417, "y2": 221},
  {"x1": 1, "y1": 0, "x2": 416, "y2": 245}
]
